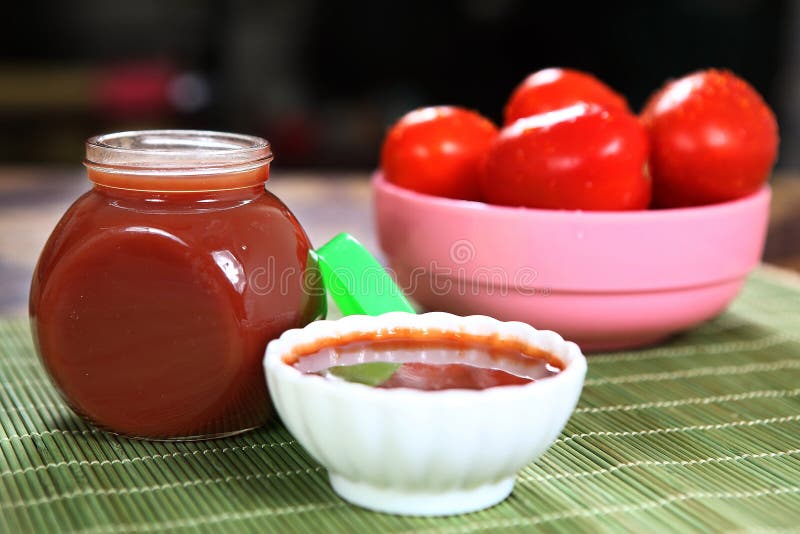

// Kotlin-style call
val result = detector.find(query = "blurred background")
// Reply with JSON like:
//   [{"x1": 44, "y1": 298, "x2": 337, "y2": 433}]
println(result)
[
  {"x1": 1, "y1": 0, "x2": 800, "y2": 314},
  {"x1": 0, "y1": 0, "x2": 797, "y2": 168}
]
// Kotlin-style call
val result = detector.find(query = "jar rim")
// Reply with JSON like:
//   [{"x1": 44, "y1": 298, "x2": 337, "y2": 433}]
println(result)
[{"x1": 85, "y1": 130, "x2": 273, "y2": 175}]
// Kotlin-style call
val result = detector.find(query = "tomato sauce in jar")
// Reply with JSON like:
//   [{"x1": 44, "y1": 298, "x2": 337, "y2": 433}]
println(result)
[{"x1": 30, "y1": 131, "x2": 326, "y2": 439}]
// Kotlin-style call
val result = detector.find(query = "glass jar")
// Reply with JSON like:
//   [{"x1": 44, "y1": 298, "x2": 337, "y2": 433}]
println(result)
[{"x1": 30, "y1": 130, "x2": 326, "y2": 440}]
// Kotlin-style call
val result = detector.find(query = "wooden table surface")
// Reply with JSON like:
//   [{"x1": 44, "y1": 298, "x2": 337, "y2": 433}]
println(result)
[{"x1": 1, "y1": 167, "x2": 799, "y2": 316}]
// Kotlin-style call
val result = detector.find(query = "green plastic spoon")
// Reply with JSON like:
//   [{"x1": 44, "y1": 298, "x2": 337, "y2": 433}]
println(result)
[
  {"x1": 312, "y1": 233, "x2": 415, "y2": 385},
  {"x1": 313, "y1": 233, "x2": 415, "y2": 317}
]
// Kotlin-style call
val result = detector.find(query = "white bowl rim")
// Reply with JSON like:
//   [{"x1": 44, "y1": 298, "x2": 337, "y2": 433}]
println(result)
[{"x1": 264, "y1": 311, "x2": 587, "y2": 402}]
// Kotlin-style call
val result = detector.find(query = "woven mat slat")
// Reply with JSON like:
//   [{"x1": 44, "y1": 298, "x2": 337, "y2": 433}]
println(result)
[{"x1": 1, "y1": 266, "x2": 799, "y2": 533}]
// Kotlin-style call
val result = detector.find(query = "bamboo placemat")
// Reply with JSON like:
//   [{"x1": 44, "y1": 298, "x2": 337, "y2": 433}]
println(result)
[{"x1": 1, "y1": 266, "x2": 799, "y2": 533}]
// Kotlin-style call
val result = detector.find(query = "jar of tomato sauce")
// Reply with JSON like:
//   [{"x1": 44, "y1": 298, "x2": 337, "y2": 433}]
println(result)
[{"x1": 30, "y1": 130, "x2": 326, "y2": 440}]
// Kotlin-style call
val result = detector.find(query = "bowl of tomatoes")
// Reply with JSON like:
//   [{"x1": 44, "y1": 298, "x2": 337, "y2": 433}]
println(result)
[{"x1": 374, "y1": 68, "x2": 777, "y2": 351}]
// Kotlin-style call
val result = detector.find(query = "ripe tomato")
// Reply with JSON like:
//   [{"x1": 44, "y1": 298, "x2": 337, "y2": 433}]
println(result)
[
  {"x1": 482, "y1": 103, "x2": 651, "y2": 211},
  {"x1": 504, "y1": 68, "x2": 629, "y2": 126},
  {"x1": 380, "y1": 106, "x2": 498, "y2": 200},
  {"x1": 641, "y1": 69, "x2": 779, "y2": 208}
]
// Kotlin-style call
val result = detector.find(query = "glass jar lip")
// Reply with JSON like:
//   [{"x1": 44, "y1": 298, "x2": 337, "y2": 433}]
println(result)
[{"x1": 85, "y1": 130, "x2": 273, "y2": 175}]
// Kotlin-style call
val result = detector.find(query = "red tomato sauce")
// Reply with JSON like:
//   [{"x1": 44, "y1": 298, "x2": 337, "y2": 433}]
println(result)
[
  {"x1": 30, "y1": 166, "x2": 325, "y2": 439},
  {"x1": 290, "y1": 332, "x2": 563, "y2": 390},
  {"x1": 376, "y1": 362, "x2": 534, "y2": 390}
]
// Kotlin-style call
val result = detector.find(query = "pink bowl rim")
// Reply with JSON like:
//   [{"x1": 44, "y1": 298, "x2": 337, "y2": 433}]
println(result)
[{"x1": 372, "y1": 171, "x2": 771, "y2": 221}]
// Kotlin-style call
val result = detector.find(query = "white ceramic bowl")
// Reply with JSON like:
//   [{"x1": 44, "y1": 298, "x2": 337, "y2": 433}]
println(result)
[{"x1": 264, "y1": 312, "x2": 586, "y2": 515}]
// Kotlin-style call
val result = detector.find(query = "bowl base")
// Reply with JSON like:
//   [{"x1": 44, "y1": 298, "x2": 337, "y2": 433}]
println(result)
[{"x1": 329, "y1": 473, "x2": 515, "y2": 516}]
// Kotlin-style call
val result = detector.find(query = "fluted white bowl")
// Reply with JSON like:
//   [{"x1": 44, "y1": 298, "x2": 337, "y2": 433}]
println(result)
[{"x1": 264, "y1": 312, "x2": 586, "y2": 516}]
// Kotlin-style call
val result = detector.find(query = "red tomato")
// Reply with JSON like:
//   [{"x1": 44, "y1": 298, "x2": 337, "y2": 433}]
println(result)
[
  {"x1": 641, "y1": 69, "x2": 779, "y2": 208},
  {"x1": 504, "y1": 68, "x2": 629, "y2": 126},
  {"x1": 380, "y1": 106, "x2": 498, "y2": 200},
  {"x1": 482, "y1": 103, "x2": 651, "y2": 211}
]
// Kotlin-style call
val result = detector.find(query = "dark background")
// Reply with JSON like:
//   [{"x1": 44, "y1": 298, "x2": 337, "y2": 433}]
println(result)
[{"x1": 0, "y1": 0, "x2": 796, "y2": 169}]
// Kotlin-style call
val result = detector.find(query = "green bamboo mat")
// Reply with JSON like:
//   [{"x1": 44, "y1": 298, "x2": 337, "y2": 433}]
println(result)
[{"x1": 1, "y1": 267, "x2": 800, "y2": 533}]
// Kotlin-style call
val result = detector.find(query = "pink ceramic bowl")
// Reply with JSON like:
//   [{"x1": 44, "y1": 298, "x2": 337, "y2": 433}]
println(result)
[{"x1": 373, "y1": 173, "x2": 771, "y2": 351}]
